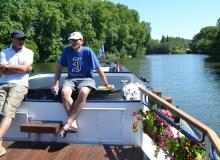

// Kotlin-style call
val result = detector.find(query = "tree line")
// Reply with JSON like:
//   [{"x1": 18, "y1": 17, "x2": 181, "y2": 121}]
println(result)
[
  {"x1": 146, "y1": 17, "x2": 220, "y2": 55},
  {"x1": 147, "y1": 36, "x2": 191, "y2": 54},
  {"x1": 190, "y1": 17, "x2": 220, "y2": 56},
  {"x1": 1, "y1": 0, "x2": 219, "y2": 62},
  {"x1": 0, "y1": 0, "x2": 150, "y2": 62}
]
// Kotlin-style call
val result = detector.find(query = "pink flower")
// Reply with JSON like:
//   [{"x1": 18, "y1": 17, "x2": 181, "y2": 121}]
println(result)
[
  {"x1": 161, "y1": 109, "x2": 167, "y2": 115},
  {"x1": 132, "y1": 112, "x2": 137, "y2": 117},
  {"x1": 163, "y1": 128, "x2": 174, "y2": 138},
  {"x1": 159, "y1": 141, "x2": 164, "y2": 148},
  {"x1": 161, "y1": 109, "x2": 173, "y2": 120}
]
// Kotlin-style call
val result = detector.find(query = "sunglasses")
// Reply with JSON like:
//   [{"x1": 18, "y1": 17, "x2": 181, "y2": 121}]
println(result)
[
  {"x1": 18, "y1": 38, "x2": 26, "y2": 41},
  {"x1": 16, "y1": 37, "x2": 26, "y2": 41},
  {"x1": 70, "y1": 39, "x2": 81, "y2": 42}
]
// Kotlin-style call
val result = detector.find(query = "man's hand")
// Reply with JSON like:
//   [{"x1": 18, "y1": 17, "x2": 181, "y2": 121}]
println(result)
[
  {"x1": 51, "y1": 85, "x2": 59, "y2": 96},
  {"x1": 0, "y1": 62, "x2": 8, "y2": 73},
  {"x1": 105, "y1": 84, "x2": 115, "y2": 90},
  {"x1": 0, "y1": 62, "x2": 8, "y2": 67}
]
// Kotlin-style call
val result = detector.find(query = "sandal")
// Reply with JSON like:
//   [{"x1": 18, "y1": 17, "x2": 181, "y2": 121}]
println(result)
[
  {"x1": 0, "y1": 146, "x2": 6, "y2": 157},
  {"x1": 67, "y1": 127, "x2": 78, "y2": 133},
  {"x1": 59, "y1": 127, "x2": 67, "y2": 138}
]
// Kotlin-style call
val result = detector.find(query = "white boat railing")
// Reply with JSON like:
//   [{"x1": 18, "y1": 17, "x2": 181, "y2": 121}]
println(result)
[{"x1": 139, "y1": 86, "x2": 220, "y2": 159}]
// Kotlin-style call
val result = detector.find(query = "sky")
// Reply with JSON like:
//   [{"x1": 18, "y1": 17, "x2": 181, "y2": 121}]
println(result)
[{"x1": 109, "y1": 0, "x2": 220, "y2": 40}]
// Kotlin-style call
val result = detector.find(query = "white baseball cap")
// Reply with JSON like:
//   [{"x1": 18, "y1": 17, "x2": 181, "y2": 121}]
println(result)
[{"x1": 68, "y1": 32, "x2": 83, "y2": 40}]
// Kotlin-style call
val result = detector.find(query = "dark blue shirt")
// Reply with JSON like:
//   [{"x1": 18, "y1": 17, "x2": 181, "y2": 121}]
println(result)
[{"x1": 59, "y1": 46, "x2": 100, "y2": 78}]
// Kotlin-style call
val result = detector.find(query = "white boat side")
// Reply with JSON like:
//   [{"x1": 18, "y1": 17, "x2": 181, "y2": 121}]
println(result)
[{"x1": 4, "y1": 72, "x2": 143, "y2": 145}]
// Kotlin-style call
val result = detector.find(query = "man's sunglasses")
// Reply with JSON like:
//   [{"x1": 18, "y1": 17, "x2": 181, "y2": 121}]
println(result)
[{"x1": 16, "y1": 37, "x2": 26, "y2": 41}]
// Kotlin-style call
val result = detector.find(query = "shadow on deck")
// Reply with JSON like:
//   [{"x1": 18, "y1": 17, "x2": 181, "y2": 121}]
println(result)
[{"x1": 1, "y1": 141, "x2": 150, "y2": 160}]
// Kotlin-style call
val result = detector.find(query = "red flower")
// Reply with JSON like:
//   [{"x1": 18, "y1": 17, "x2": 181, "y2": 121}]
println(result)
[
  {"x1": 190, "y1": 140, "x2": 196, "y2": 146},
  {"x1": 189, "y1": 156, "x2": 195, "y2": 160}
]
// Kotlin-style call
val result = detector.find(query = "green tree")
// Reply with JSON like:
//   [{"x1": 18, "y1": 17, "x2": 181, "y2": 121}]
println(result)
[
  {"x1": 191, "y1": 26, "x2": 219, "y2": 55},
  {"x1": 0, "y1": 0, "x2": 39, "y2": 59},
  {"x1": 217, "y1": 17, "x2": 220, "y2": 26},
  {"x1": 34, "y1": 0, "x2": 64, "y2": 62},
  {"x1": 0, "y1": 0, "x2": 151, "y2": 62}
]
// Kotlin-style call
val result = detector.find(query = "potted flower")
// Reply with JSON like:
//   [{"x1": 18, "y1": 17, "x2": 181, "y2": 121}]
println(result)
[{"x1": 132, "y1": 105, "x2": 206, "y2": 159}]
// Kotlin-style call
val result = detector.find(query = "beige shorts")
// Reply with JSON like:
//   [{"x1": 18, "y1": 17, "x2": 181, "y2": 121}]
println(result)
[{"x1": 0, "y1": 83, "x2": 28, "y2": 118}]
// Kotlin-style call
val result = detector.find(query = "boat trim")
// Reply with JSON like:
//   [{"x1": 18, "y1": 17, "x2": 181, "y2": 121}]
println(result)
[
  {"x1": 83, "y1": 107, "x2": 126, "y2": 110},
  {"x1": 24, "y1": 99, "x2": 141, "y2": 103}
]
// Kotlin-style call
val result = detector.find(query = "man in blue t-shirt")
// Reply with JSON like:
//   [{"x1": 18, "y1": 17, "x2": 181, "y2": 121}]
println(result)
[{"x1": 51, "y1": 32, "x2": 114, "y2": 138}]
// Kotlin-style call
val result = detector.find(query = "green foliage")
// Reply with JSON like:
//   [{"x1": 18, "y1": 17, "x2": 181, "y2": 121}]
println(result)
[
  {"x1": 191, "y1": 26, "x2": 220, "y2": 55},
  {"x1": 0, "y1": 0, "x2": 151, "y2": 62},
  {"x1": 147, "y1": 36, "x2": 191, "y2": 54},
  {"x1": 217, "y1": 17, "x2": 220, "y2": 26},
  {"x1": 0, "y1": 43, "x2": 8, "y2": 51},
  {"x1": 25, "y1": 40, "x2": 39, "y2": 62}
]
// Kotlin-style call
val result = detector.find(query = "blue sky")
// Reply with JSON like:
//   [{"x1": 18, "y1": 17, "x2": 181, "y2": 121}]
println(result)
[{"x1": 109, "y1": 0, "x2": 220, "y2": 40}]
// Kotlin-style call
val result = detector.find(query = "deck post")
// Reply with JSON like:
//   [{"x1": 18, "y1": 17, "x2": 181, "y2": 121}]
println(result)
[
  {"x1": 149, "y1": 89, "x2": 161, "y2": 105},
  {"x1": 206, "y1": 136, "x2": 212, "y2": 160},
  {"x1": 162, "y1": 96, "x2": 172, "y2": 103},
  {"x1": 152, "y1": 89, "x2": 161, "y2": 97}
]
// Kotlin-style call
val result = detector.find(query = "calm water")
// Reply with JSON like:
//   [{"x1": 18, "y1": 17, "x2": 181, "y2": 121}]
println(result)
[
  {"x1": 33, "y1": 54, "x2": 220, "y2": 136},
  {"x1": 120, "y1": 54, "x2": 220, "y2": 136}
]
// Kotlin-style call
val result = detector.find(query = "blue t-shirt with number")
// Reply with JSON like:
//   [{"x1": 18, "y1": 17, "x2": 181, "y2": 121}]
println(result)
[{"x1": 58, "y1": 46, "x2": 100, "y2": 78}]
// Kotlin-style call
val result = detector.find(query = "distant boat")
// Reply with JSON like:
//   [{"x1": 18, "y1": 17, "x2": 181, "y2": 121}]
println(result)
[{"x1": 100, "y1": 61, "x2": 127, "y2": 72}]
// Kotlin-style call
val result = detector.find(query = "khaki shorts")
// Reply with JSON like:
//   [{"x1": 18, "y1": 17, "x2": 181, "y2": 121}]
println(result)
[
  {"x1": 63, "y1": 78, "x2": 96, "y2": 91},
  {"x1": 0, "y1": 83, "x2": 28, "y2": 118}
]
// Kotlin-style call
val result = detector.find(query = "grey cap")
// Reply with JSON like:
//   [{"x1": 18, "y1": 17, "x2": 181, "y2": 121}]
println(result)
[{"x1": 11, "y1": 29, "x2": 26, "y2": 39}]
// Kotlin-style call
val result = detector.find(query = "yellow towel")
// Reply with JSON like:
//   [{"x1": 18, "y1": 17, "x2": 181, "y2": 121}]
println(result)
[{"x1": 97, "y1": 85, "x2": 114, "y2": 91}]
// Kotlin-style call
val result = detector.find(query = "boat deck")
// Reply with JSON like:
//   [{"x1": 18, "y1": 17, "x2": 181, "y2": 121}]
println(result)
[{"x1": 1, "y1": 141, "x2": 149, "y2": 160}]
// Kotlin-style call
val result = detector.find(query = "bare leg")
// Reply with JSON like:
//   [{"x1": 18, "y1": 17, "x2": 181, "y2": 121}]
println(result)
[
  {"x1": 0, "y1": 117, "x2": 12, "y2": 148},
  {"x1": 63, "y1": 87, "x2": 91, "y2": 130},
  {"x1": 61, "y1": 86, "x2": 74, "y2": 116}
]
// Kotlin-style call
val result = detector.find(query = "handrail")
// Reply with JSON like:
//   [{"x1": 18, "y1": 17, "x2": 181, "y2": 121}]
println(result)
[
  {"x1": 142, "y1": 101, "x2": 206, "y2": 150},
  {"x1": 139, "y1": 86, "x2": 220, "y2": 156}
]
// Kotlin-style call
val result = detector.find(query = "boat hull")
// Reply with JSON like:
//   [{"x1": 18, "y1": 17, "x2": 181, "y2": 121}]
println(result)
[
  {"x1": 4, "y1": 72, "x2": 144, "y2": 145},
  {"x1": 5, "y1": 100, "x2": 142, "y2": 145}
]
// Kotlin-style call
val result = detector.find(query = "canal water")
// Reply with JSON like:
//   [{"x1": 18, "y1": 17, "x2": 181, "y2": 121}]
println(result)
[{"x1": 120, "y1": 54, "x2": 220, "y2": 136}]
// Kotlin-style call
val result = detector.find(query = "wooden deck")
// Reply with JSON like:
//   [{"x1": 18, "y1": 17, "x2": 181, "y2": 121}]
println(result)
[{"x1": 1, "y1": 141, "x2": 149, "y2": 160}]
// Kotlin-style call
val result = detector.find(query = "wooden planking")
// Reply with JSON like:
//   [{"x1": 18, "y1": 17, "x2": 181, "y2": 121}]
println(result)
[
  {"x1": 20, "y1": 120, "x2": 62, "y2": 134},
  {"x1": 1, "y1": 141, "x2": 150, "y2": 160}
]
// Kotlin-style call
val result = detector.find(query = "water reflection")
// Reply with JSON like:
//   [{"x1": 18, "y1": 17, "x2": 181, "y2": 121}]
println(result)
[
  {"x1": 121, "y1": 54, "x2": 220, "y2": 136},
  {"x1": 204, "y1": 56, "x2": 220, "y2": 79},
  {"x1": 204, "y1": 56, "x2": 220, "y2": 63},
  {"x1": 32, "y1": 63, "x2": 67, "y2": 73},
  {"x1": 33, "y1": 63, "x2": 56, "y2": 73},
  {"x1": 120, "y1": 56, "x2": 151, "y2": 80}
]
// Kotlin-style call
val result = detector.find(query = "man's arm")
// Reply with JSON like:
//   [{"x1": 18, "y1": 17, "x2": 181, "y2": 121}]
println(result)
[
  {"x1": 96, "y1": 67, "x2": 108, "y2": 85},
  {"x1": 0, "y1": 62, "x2": 32, "y2": 74},
  {"x1": 54, "y1": 64, "x2": 63, "y2": 85},
  {"x1": 51, "y1": 63, "x2": 63, "y2": 95},
  {"x1": 96, "y1": 67, "x2": 114, "y2": 90}
]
